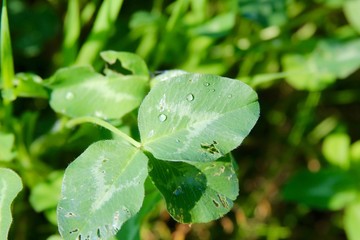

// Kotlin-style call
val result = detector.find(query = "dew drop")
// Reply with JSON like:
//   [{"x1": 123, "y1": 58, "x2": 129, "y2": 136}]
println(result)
[
  {"x1": 186, "y1": 93, "x2": 194, "y2": 101},
  {"x1": 148, "y1": 130, "x2": 154, "y2": 138},
  {"x1": 204, "y1": 82, "x2": 210, "y2": 87},
  {"x1": 158, "y1": 114, "x2": 167, "y2": 122},
  {"x1": 173, "y1": 186, "x2": 183, "y2": 196},
  {"x1": 228, "y1": 94, "x2": 232, "y2": 98},
  {"x1": 209, "y1": 89, "x2": 215, "y2": 93},
  {"x1": 65, "y1": 212, "x2": 76, "y2": 217},
  {"x1": 65, "y1": 92, "x2": 74, "y2": 100},
  {"x1": 176, "y1": 139, "x2": 181, "y2": 143}
]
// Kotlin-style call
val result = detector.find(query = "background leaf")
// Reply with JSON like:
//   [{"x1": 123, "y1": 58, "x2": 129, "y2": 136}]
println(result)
[
  {"x1": 57, "y1": 140, "x2": 148, "y2": 239},
  {"x1": 322, "y1": 133, "x2": 351, "y2": 169},
  {"x1": 0, "y1": 168, "x2": 23, "y2": 239},
  {"x1": 148, "y1": 155, "x2": 238, "y2": 223},
  {"x1": 30, "y1": 171, "x2": 63, "y2": 217},
  {"x1": 283, "y1": 39, "x2": 360, "y2": 91},
  {"x1": 282, "y1": 169, "x2": 358, "y2": 210},
  {"x1": 0, "y1": 132, "x2": 16, "y2": 161},
  {"x1": 139, "y1": 73, "x2": 259, "y2": 162},
  {"x1": 75, "y1": 0, "x2": 124, "y2": 66},
  {"x1": 343, "y1": 0, "x2": 360, "y2": 34},
  {"x1": 49, "y1": 66, "x2": 147, "y2": 119},
  {"x1": 344, "y1": 202, "x2": 360, "y2": 240},
  {"x1": 14, "y1": 73, "x2": 48, "y2": 98}
]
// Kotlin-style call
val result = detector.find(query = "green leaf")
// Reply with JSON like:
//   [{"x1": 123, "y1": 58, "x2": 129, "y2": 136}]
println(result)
[
  {"x1": 344, "y1": 202, "x2": 360, "y2": 240},
  {"x1": 322, "y1": 133, "x2": 351, "y2": 169},
  {"x1": 239, "y1": 0, "x2": 287, "y2": 27},
  {"x1": 283, "y1": 40, "x2": 360, "y2": 91},
  {"x1": 49, "y1": 66, "x2": 147, "y2": 119},
  {"x1": 14, "y1": 73, "x2": 48, "y2": 98},
  {"x1": 139, "y1": 73, "x2": 259, "y2": 162},
  {"x1": 30, "y1": 171, "x2": 63, "y2": 212},
  {"x1": 350, "y1": 140, "x2": 360, "y2": 163},
  {"x1": 282, "y1": 169, "x2": 358, "y2": 210},
  {"x1": 148, "y1": 155, "x2": 238, "y2": 223},
  {"x1": 344, "y1": 0, "x2": 360, "y2": 34},
  {"x1": 0, "y1": 168, "x2": 23, "y2": 239},
  {"x1": 190, "y1": 13, "x2": 236, "y2": 38},
  {"x1": 100, "y1": 51, "x2": 149, "y2": 77},
  {"x1": 57, "y1": 140, "x2": 148, "y2": 239},
  {"x1": 0, "y1": 132, "x2": 16, "y2": 161}
]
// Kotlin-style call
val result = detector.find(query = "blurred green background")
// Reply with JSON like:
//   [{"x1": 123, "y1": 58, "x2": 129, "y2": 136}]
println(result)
[{"x1": 1, "y1": 0, "x2": 360, "y2": 239}]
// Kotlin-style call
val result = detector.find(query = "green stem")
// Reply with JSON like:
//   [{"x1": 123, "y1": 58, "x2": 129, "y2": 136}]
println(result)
[{"x1": 66, "y1": 116, "x2": 141, "y2": 148}]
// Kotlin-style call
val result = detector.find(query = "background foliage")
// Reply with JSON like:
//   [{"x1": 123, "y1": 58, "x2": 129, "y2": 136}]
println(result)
[{"x1": 1, "y1": 0, "x2": 360, "y2": 239}]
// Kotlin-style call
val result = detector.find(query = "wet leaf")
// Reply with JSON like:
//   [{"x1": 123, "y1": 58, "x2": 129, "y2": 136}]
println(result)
[
  {"x1": 139, "y1": 73, "x2": 259, "y2": 162},
  {"x1": 48, "y1": 66, "x2": 147, "y2": 119},
  {"x1": 57, "y1": 140, "x2": 148, "y2": 239}
]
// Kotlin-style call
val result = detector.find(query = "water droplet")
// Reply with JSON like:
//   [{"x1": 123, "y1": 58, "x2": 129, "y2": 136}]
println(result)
[
  {"x1": 228, "y1": 94, "x2": 232, "y2": 98},
  {"x1": 65, "y1": 92, "x2": 74, "y2": 100},
  {"x1": 158, "y1": 114, "x2": 167, "y2": 122},
  {"x1": 186, "y1": 93, "x2": 194, "y2": 101},
  {"x1": 95, "y1": 110, "x2": 106, "y2": 119},
  {"x1": 173, "y1": 186, "x2": 183, "y2": 196},
  {"x1": 176, "y1": 139, "x2": 181, "y2": 143},
  {"x1": 204, "y1": 82, "x2": 210, "y2": 87},
  {"x1": 209, "y1": 89, "x2": 215, "y2": 93},
  {"x1": 65, "y1": 212, "x2": 76, "y2": 217},
  {"x1": 148, "y1": 130, "x2": 154, "y2": 138}
]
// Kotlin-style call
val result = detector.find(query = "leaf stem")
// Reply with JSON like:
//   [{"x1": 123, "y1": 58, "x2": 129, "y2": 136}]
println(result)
[{"x1": 66, "y1": 116, "x2": 141, "y2": 148}]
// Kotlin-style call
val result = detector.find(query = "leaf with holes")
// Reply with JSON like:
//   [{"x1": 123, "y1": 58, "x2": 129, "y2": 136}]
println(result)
[
  {"x1": 48, "y1": 65, "x2": 148, "y2": 119},
  {"x1": 139, "y1": 73, "x2": 259, "y2": 162},
  {"x1": 57, "y1": 140, "x2": 148, "y2": 239},
  {"x1": 0, "y1": 168, "x2": 23, "y2": 239},
  {"x1": 100, "y1": 51, "x2": 149, "y2": 77},
  {"x1": 148, "y1": 155, "x2": 238, "y2": 223}
]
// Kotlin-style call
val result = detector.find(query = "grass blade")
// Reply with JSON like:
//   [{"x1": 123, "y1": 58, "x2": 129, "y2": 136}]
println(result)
[
  {"x1": 75, "y1": 0, "x2": 124, "y2": 66},
  {"x1": 62, "y1": 0, "x2": 80, "y2": 66},
  {"x1": 1, "y1": 0, "x2": 15, "y2": 103}
]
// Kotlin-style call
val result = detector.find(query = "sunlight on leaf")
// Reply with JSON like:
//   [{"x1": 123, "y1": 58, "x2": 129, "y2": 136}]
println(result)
[{"x1": 139, "y1": 73, "x2": 259, "y2": 162}]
